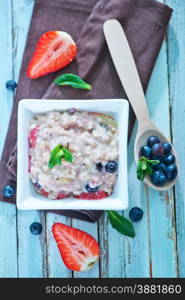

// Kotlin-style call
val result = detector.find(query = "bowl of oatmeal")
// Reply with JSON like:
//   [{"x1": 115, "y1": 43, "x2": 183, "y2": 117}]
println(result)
[{"x1": 17, "y1": 99, "x2": 129, "y2": 210}]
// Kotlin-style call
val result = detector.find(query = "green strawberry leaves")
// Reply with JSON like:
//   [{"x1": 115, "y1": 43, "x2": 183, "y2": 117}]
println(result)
[
  {"x1": 54, "y1": 73, "x2": 92, "y2": 90},
  {"x1": 108, "y1": 211, "x2": 135, "y2": 238},
  {"x1": 137, "y1": 156, "x2": 160, "y2": 181},
  {"x1": 48, "y1": 144, "x2": 73, "y2": 169}
]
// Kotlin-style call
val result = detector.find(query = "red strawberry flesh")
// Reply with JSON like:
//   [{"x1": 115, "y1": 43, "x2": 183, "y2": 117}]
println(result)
[
  {"x1": 52, "y1": 223, "x2": 100, "y2": 271},
  {"x1": 28, "y1": 126, "x2": 40, "y2": 148},
  {"x1": 27, "y1": 31, "x2": 77, "y2": 79},
  {"x1": 40, "y1": 189, "x2": 49, "y2": 198},
  {"x1": 74, "y1": 190, "x2": 109, "y2": 200},
  {"x1": 56, "y1": 192, "x2": 70, "y2": 200}
]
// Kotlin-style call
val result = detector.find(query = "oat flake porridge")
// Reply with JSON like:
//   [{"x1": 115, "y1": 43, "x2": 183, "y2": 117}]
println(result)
[{"x1": 28, "y1": 109, "x2": 119, "y2": 200}]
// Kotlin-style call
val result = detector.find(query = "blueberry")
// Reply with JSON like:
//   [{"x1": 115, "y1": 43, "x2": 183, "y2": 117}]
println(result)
[
  {"x1": 129, "y1": 207, "x2": 143, "y2": 222},
  {"x1": 151, "y1": 170, "x2": 167, "y2": 186},
  {"x1": 85, "y1": 184, "x2": 99, "y2": 193},
  {"x1": 166, "y1": 164, "x2": 178, "y2": 181},
  {"x1": 140, "y1": 145, "x2": 152, "y2": 159},
  {"x1": 96, "y1": 162, "x2": 103, "y2": 172},
  {"x1": 5, "y1": 80, "x2": 17, "y2": 91},
  {"x1": 105, "y1": 161, "x2": 118, "y2": 173},
  {"x1": 99, "y1": 122, "x2": 109, "y2": 131},
  {"x1": 2, "y1": 185, "x2": 15, "y2": 198},
  {"x1": 67, "y1": 108, "x2": 77, "y2": 114},
  {"x1": 163, "y1": 154, "x2": 175, "y2": 165},
  {"x1": 151, "y1": 143, "x2": 164, "y2": 157},
  {"x1": 34, "y1": 182, "x2": 42, "y2": 189},
  {"x1": 153, "y1": 162, "x2": 167, "y2": 174},
  {"x1": 30, "y1": 222, "x2": 42, "y2": 235},
  {"x1": 147, "y1": 136, "x2": 160, "y2": 147},
  {"x1": 162, "y1": 142, "x2": 172, "y2": 155}
]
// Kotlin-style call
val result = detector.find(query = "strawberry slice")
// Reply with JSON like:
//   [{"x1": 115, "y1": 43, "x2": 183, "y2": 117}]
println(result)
[
  {"x1": 40, "y1": 189, "x2": 49, "y2": 198},
  {"x1": 52, "y1": 223, "x2": 100, "y2": 271},
  {"x1": 27, "y1": 31, "x2": 77, "y2": 79},
  {"x1": 74, "y1": 190, "x2": 109, "y2": 200},
  {"x1": 56, "y1": 192, "x2": 70, "y2": 200},
  {"x1": 28, "y1": 126, "x2": 40, "y2": 148}
]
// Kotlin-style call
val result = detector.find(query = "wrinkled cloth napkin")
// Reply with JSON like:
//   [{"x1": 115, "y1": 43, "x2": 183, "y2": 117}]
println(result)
[{"x1": 0, "y1": 0, "x2": 172, "y2": 222}]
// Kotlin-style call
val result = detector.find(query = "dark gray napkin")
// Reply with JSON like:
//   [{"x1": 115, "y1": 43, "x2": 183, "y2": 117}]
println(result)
[{"x1": 0, "y1": 0, "x2": 172, "y2": 222}]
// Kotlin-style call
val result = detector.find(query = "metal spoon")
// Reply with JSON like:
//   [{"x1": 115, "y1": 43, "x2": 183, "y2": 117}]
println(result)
[{"x1": 103, "y1": 19, "x2": 178, "y2": 191}]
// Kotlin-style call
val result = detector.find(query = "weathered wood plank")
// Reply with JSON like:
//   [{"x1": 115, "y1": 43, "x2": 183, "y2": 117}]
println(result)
[
  {"x1": 123, "y1": 0, "x2": 178, "y2": 276},
  {"x1": 99, "y1": 4, "x2": 177, "y2": 278},
  {"x1": 166, "y1": 0, "x2": 185, "y2": 278},
  {"x1": 124, "y1": 125, "x2": 150, "y2": 278},
  {"x1": 144, "y1": 39, "x2": 178, "y2": 277},
  {"x1": 111, "y1": 17, "x2": 177, "y2": 278},
  {"x1": 0, "y1": 0, "x2": 14, "y2": 153},
  {"x1": 0, "y1": 0, "x2": 18, "y2": 278},
  {"x1": 17, "y1": 211, "x2": 47, "y2": 277},
  {"x1": 98, "y1": 125, "x2": 150, "y2": 278},
  {"x1": 12, "y1": 0, "x2": 47, "y2": 277},
  {"x1": 99, "y1": 211, "x2": 126, "y2": 277},
  {"x1": 46, "y1": 214, "x2": 72, "y2": 278}
]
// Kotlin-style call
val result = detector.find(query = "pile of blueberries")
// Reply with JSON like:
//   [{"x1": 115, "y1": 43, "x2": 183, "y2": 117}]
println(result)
[{"x1": 140, "y1": 136, "x2": 178, "y2": 186}]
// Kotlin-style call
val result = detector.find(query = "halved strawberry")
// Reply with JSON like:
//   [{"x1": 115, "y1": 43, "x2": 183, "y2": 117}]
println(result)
[
  {"x1": 74, "y1": 190, "x2": 109, "y2": 200},
  {"x1": 28, "y1": 126, "x2": 40, "y2": 148},
  {"x1": 27, "y1": 31, "x2": 77, "y2": 79},
  {"x1": 52, "y1": 223, "x2": 100, "y2": 271}
]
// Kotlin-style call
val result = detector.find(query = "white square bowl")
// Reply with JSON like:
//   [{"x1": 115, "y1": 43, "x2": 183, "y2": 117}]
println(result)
[{"x1": 17, "y1": 99, "x2": 129, "y2": 210}]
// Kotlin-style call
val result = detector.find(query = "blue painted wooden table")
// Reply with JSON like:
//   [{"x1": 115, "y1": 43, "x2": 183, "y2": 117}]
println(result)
[{"x1": 0, "y1": 0, "x2": 184, "y2": 278}]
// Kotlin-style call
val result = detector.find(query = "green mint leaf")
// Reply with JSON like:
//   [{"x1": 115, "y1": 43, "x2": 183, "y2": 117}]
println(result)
[
  {"x1": 63, "y1": 147, "x2": 73, "y2": 163},
  {"x1": 140, "y1": 156, "x2": 160, "y2": 166},
  {"x1": 48, "y1": 144, "x2": 73, "y2": 169},
  {"x1": 137, "y1": 160, "x2": 142, "y2": 170},
  {"x1": 136, "y1": 156, "x2": 159, "y2": 181},
  {"x1": 140, "y1": 156, "x2": 148, "y2": 162},
  {"x1": 50, "y1": 144, "x2": 62, "y2": 156},
  {"x1": 147, "y1": 159, "x2": 160, "y2": 166},
  {"x1": 137, "y1": 168, "x2": 145, "y2": 181},
  {"x1": 48, "y1": 147, "x2": 63, "y2": 169},
  {"x1": 136, "y1": 155, "x2": 159, "y2": 181},
  {"x1": 48, "y1": 156, "x2": 61, "y2": 169},
  {"x1": 54, "y1": 73, "x2": 92, "y2": 90},
  {"x1": 145, "y1": 164, "x2": 153, "y2": 176},
  {"x1": 108, "y1": 211, "x2": 135, "y2": 238},
  {"x1": 48, "y1": 145, "x2": 63, "y2": 169},
  {"x1": 137, "y1": 160, "x2": 145, "y2": 181},
  {"x1": 141, "y1": 161, "x2": 148, "y2": 171}
]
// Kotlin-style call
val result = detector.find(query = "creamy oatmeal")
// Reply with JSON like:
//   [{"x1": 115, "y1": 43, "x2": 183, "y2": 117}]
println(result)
[{"x1": 28, "y1": 109, "x2": 119, "y2": 200}]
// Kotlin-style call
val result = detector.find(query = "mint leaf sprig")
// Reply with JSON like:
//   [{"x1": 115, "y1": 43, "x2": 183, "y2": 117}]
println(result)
[
  {"x1": 108, "y1": 211, "x2": 135, "y2": 238},
  {"x1": 137, "y1": 156, "x2": 160, "y2": 181},
  {"x1": 48, "y1": 144, "x2": 73, "y2": 169}
]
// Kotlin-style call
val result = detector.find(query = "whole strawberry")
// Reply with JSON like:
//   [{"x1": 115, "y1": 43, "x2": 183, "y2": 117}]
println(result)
[{"x1": 27, "y1": 31, "x2": 77, "y2": 79}]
